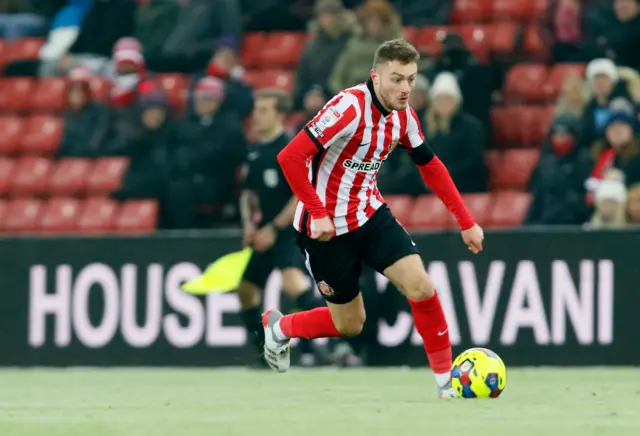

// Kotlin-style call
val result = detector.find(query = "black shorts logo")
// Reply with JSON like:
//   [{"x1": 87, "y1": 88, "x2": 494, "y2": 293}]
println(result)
[{"x1": 317, "y1": 280, "x2": 335, "y2": 296}]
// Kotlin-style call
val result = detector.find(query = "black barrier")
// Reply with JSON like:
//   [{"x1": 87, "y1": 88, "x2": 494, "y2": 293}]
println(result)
[{"x1": 0, "y1": 229, "x2": 639, "y2": 366}]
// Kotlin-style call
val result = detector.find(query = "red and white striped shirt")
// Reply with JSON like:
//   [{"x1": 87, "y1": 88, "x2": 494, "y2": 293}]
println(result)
[{"x1": 294, "y1": 80, "x2": 425, "y2": 236}]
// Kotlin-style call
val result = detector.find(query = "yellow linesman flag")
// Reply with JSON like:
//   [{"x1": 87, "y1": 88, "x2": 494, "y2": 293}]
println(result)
[{"x1": 181, "y1": 247, "x2": 253, "y2": 294}]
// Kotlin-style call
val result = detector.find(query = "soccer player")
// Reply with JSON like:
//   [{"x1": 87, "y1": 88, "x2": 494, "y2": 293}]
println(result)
[
  {"x1": 264, "y1": 39, "x2": 484, "y2": 398},
  {"x1": 238, "y1": 89, "x2": 347, "y2": 367}
]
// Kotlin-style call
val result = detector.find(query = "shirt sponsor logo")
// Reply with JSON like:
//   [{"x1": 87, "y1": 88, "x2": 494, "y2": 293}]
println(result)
[{"x1": 343, "y1": 159, "x2": 381, "y2": 173}]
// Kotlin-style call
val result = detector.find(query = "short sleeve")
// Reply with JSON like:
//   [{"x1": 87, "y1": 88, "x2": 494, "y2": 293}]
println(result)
[
  {"x1": 399, "y1": 107, "x2": 425, "y2": 149},
  {"x1": 304, "y1": 93, "x2": 361, "y2": 151}
]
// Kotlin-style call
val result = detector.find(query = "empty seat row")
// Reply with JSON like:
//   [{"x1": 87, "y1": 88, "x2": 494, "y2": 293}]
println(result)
[
  {"x1": 0, "y1": 157, "x2": 129, "y2": 197},
  {"x1": 486, "y1": 148, "x2": 539, "y2": 190},
  {"x1": 491, "y1": 105, "x2": 555, "y2": 147},
  {"x1": 0, "y1": 37, "x2": 45, "y2": 70},
  {"x1": 386, "y1": 191, "x2": 532, "y2": 230},
  {"x1": 451, "y1": 0, "x2": 548, "y2": 24},
  {"x1": 503, "y1": 63, "x2": 587, "y2": 104},
  {"x1": 0, "y1": 197, "x2": 157, "y2": 233},
  {"x1": 0, "y1": 115, "x2": 62, "y2": 155}
]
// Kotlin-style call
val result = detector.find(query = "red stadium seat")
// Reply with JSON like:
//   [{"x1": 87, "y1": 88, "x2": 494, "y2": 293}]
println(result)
[
  {"x1": 490, "y1": 22, "x2": 518, "y2": 54},
  {"x1": 0, "y1": 77, "x2": 35, "y2": 112},
  {"x1": 0, "y1": 157, "x2": 15, "y2": 196},
  {"x1": 543, "y1": 63, "x2": 586, "y2": 102},
  {"x1": 490, "y1": 107, "x2": 520, "y2": 146},
  {"x1": 85, "y1": 157, "x2": 130, "y2": 195},
  {"x1": 503, "y1": 64, "x2": 548, "y2": 104},
  {"x1": 414, "y1": 26, "x2": 453, "y2": 57},
  {"x1": 89, "y1": 76, "x2": 112, "y2": 101},
  {"x1": 518, "y1": 106, "x2": 554, "y2": 146},
  {"x1": 452, "y1": 0, "x2": 493, "y2": 24},
  {"x1": 260, "y1": 32, "x2": 305, "y2": 69},
  {"x1": 2, "y1": 198, "x2": 43, "y2": 232},
  {"x1": 116, "y1": 199, "x2": 159, "y2": 233},
  {"x1": 407, "y1": 195, "x2": 453, "y2": 229},
  {"x1": 243, "y1": 70, "x2": 295, "y2": 92},
  {"x1": 19, "y1": 115, "x2": 63, "y2": 155},
  {"x1": 492, "y1": 0, "x2": 534, "y2": 23},
  {"x1": 491, "y1": 149, "x2": 540, "y2": 190},
  {"x1": 403, "y1": 26, "x2": 418, "y2": 45},
  {"x1": 532, "y1": 0, "x2": 548, "y2": 21},
  {"x1": 4, "y1": 38, "x2": 45, "y2": 62},
  {"x1": 0, "y1": 199, "x2": 7, "y2": 227},
  {"x1": 0, "y1": 116, "x2": 24, "y2": 155},
  {"x1": 461, "y1": 193, "x2": 493, "y2": 226},
  {"x1": 485, "y1": 150, "x2": 501, "y2": 190},
  {"x1": 155, "y1": 73, "x2": 188, "y2": 112},
  {"x1": 38, "y1": 197, "x2": 81, "y2": 233},
  {"x1": 0, "y1": 40, "x2": 5, "y2": 71},
  {"x1": 48, "y1": 158, "x2": 92, "y2": 196},
  {"x1": 489, "y1": 191, "x2": 532, "y2": 227},
  {"x1": 77, "y1": 197, "x2": 119, "y2": 233},
  {"x1": 523, "y1": 24, "x2": 545, "y2": 55},
  {"x1": 384, "y1": 195, "x2": 414, "y2": 224},
  {"x1": 241, "y1": 32, "x2": 267, "y2": 69},
  {"x1": 457, "y1": 25, "x2": 491, "y2": 62},
  {"x1": 30, "y1": 77, "x2": 67, "y2": 112},
  {"x1": 10, "y1": 156, "x2": 53, "y2": 197}
]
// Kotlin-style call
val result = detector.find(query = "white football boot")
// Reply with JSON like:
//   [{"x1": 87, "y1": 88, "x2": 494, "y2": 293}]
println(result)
[
  {"x1": 437, "y1": 377, "x2": 458, "y2": 399},
  {"x1": 262, "y1": 310, "x2": 291, "y2": 373}
]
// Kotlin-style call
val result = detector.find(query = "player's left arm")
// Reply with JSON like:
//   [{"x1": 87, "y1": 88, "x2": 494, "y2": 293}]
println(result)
[{"x1": 400, "y1": 108, "x2": 483, "y2": 252}]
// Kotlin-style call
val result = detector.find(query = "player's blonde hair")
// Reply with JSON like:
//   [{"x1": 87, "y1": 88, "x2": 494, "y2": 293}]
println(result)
[{"x1": 373, "y1": 38, "x2": 420, "y2": 68}]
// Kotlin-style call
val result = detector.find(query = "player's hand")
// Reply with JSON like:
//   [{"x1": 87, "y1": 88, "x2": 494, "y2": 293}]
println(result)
[
  {"x1": 242, "y1": 223, "x2": 257, "y2": 248},
  {"x1": 462, "y1": 224, "x2": 484, "y2": 254},
  {"x1": 252, "y1": 225, "x2": 277, "y2": 252},
  {"x1": 311, "y1": 216, "x2": 335, "y2": 242}
]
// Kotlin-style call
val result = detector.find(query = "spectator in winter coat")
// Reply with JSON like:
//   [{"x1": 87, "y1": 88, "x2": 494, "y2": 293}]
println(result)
[
  {"x1": 388, "y1": 0, "x2": 452, "y2": 27},
  {"x1": 115, "y1": 90, "x2": 174, "y2": 203},
  {"x1": 56, "y1": 66, "x2": 110, "y2": 158},
  {"x1": 626, "y1": 182, "x2": 640, "y2": 224},
  {"x1": 579, "y1": 58, "x2": 632, "y2": 157},
  {"x1": 425, "y1": 72, "x2": 487, "y2": 192},
  {"x1": 133, "y1": 0, "x2": 179, "y2": 72},
  {"x1": 426, "y1": 33, "x2": 477, "y2": 83},
  {"x1": 294, "y1": 0, "x2": 356, "y2": 108},
  {"x1": 164, "y1": 77, "x2": 247, "y2": 229},
  {"x1": 190, "y1": 39, "x2": 253, "y2": 121},
  {"x1": 525, "y1": 115, "x2": 593, "y2": 225},
  {"x1": 109, "y1": 38, "x2": 149, "y2": 107},
  {"x1": 328, "y1": 0, "x2": 402, "y2": 93},
  {"x1": 295, "y1": 85, "x2": 328, "y2": 132},
  {"x1": 587, "y1": 179, "x2": 628, "y2": 228},
  {"x1": 582, "y1": 0, "x2": 640, "y2": 71}
]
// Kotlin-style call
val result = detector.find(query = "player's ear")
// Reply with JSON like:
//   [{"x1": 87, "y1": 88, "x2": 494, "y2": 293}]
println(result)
[{"x1": 370, "y1": 69, "x2": 378, "y2": 85}]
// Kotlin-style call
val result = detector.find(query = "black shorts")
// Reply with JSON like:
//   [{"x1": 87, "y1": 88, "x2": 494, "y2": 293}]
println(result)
[
  {"x1": 296, "y1": 204, "x2": 419, "y2": 304},
  {"x1": 242, "y1": 229, "x2": 305, "y2": 289}
]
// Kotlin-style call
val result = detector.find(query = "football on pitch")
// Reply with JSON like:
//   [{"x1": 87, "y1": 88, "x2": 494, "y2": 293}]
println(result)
[{"x1": 451, "y1": 347, "x2": 507, "y2": 398}]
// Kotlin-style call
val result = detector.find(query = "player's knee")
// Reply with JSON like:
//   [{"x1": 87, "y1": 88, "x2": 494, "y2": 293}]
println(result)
[
  {"x1": 399, "y1": 275, "x2": 435, "y2": 302},
  {"x1": 333, "y1": 311, "x2": 366, "y2": 337}
]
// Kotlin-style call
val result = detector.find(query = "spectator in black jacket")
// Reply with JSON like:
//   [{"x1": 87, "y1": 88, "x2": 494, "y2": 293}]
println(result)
[
  {"x1": 164, "y1": 76, "x2": 247, "y2": 228},
  {"x1": 425, "y1": 72, "x2": 487, "y2": 192},
  {"x1": 116, "y1": 90, "x2": 174, "y2": 203},
  {"x1": 56, "y1": 67, "x2": 110, "y2": 158},
  {"x1": 525, "y1": 115, "x2": 594, "y2": 225}
]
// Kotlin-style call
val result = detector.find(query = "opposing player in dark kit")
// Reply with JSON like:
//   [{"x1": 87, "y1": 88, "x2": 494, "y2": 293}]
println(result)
[
  {"x1": 264, "y1": 39, "x2": 484, "y2": 398},
  {"x1": 238, "y1": 89, "x2": 353, "y2": 367}
]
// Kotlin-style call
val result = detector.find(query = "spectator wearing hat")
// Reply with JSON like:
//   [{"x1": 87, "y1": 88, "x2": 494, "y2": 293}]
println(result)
[
  {"x1": 525, "y1": 114, "x2": 593, "y2": 225},
  {"x1": 164, "y1": 76, "x2": 247, "y2": 228},
  {"x1": 587, "y1": 179, "x2": 628, "y2": 228},
  {"x1": 580, "y1": 58, "x2": 634, "y2": 156},
  {"x1": 425, "y1": 72, "x2": 487, "y2": 193},
  {"x1": 115, "y1": 89, "x2": 175, "y2": 205},
  {"x1": 110, "y1": 37, "x2": 149, "y2": 107},
  {"x1": 56, "y1": 66, "x2": 110, "y2": 158},
  {"x1": 294, "y1": 0, "x2": 357, "y2": 108},
  {"x1": 328, "y1": 0, "x2": 402, "y2": 93}
]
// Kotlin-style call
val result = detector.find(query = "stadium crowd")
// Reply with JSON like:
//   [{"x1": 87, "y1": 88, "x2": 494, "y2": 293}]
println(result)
[{"x1": 0, "y1": 0, "x2": 640, "y2": 232}]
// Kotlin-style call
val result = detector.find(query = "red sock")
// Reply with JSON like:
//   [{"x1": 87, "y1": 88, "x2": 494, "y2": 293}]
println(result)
[
  {"x1": 409, "y1": 290, "x2": 452, "y2": 373},
  {"x1": 279, "y1": 307, "x2": 341, "y2": 339}
]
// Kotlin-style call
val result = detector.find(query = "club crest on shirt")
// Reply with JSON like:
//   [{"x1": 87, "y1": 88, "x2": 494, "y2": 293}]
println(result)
[
  {"x1": 317, "y1": 280, "x2": 334, "y2": 296},
  {"x1": 317, "y1": 108, "x2": 342, "y2": 130}
]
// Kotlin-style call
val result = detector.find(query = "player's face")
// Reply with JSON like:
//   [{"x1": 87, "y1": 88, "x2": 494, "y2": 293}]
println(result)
[
  {"x1": 374, "y1": 61, "x2": 418, "y2": 111},
  {"x1": 252, "y1": 97, "x2": 282, "y2": 135}
]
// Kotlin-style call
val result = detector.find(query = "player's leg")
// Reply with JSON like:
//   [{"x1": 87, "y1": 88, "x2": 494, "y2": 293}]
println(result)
[
  {"x1": 361, "y1": 205, "x2": 456, "y2": 398},
  {"x1": 262, "y1": 233, "x2": 364, "y2": 372},
  {"x1": 237, "y1": 252, "x2": 272, "y2": 367}
]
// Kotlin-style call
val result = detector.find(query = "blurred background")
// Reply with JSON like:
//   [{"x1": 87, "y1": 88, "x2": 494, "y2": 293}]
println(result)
[{"x1": 0, "y1": 0, "x2": 639, "y2": 369}]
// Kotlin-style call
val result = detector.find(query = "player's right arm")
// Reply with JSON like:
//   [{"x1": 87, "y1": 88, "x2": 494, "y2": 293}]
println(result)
[{"x1": 277, "y1": 93, "x2": 360, "y2": 239}]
